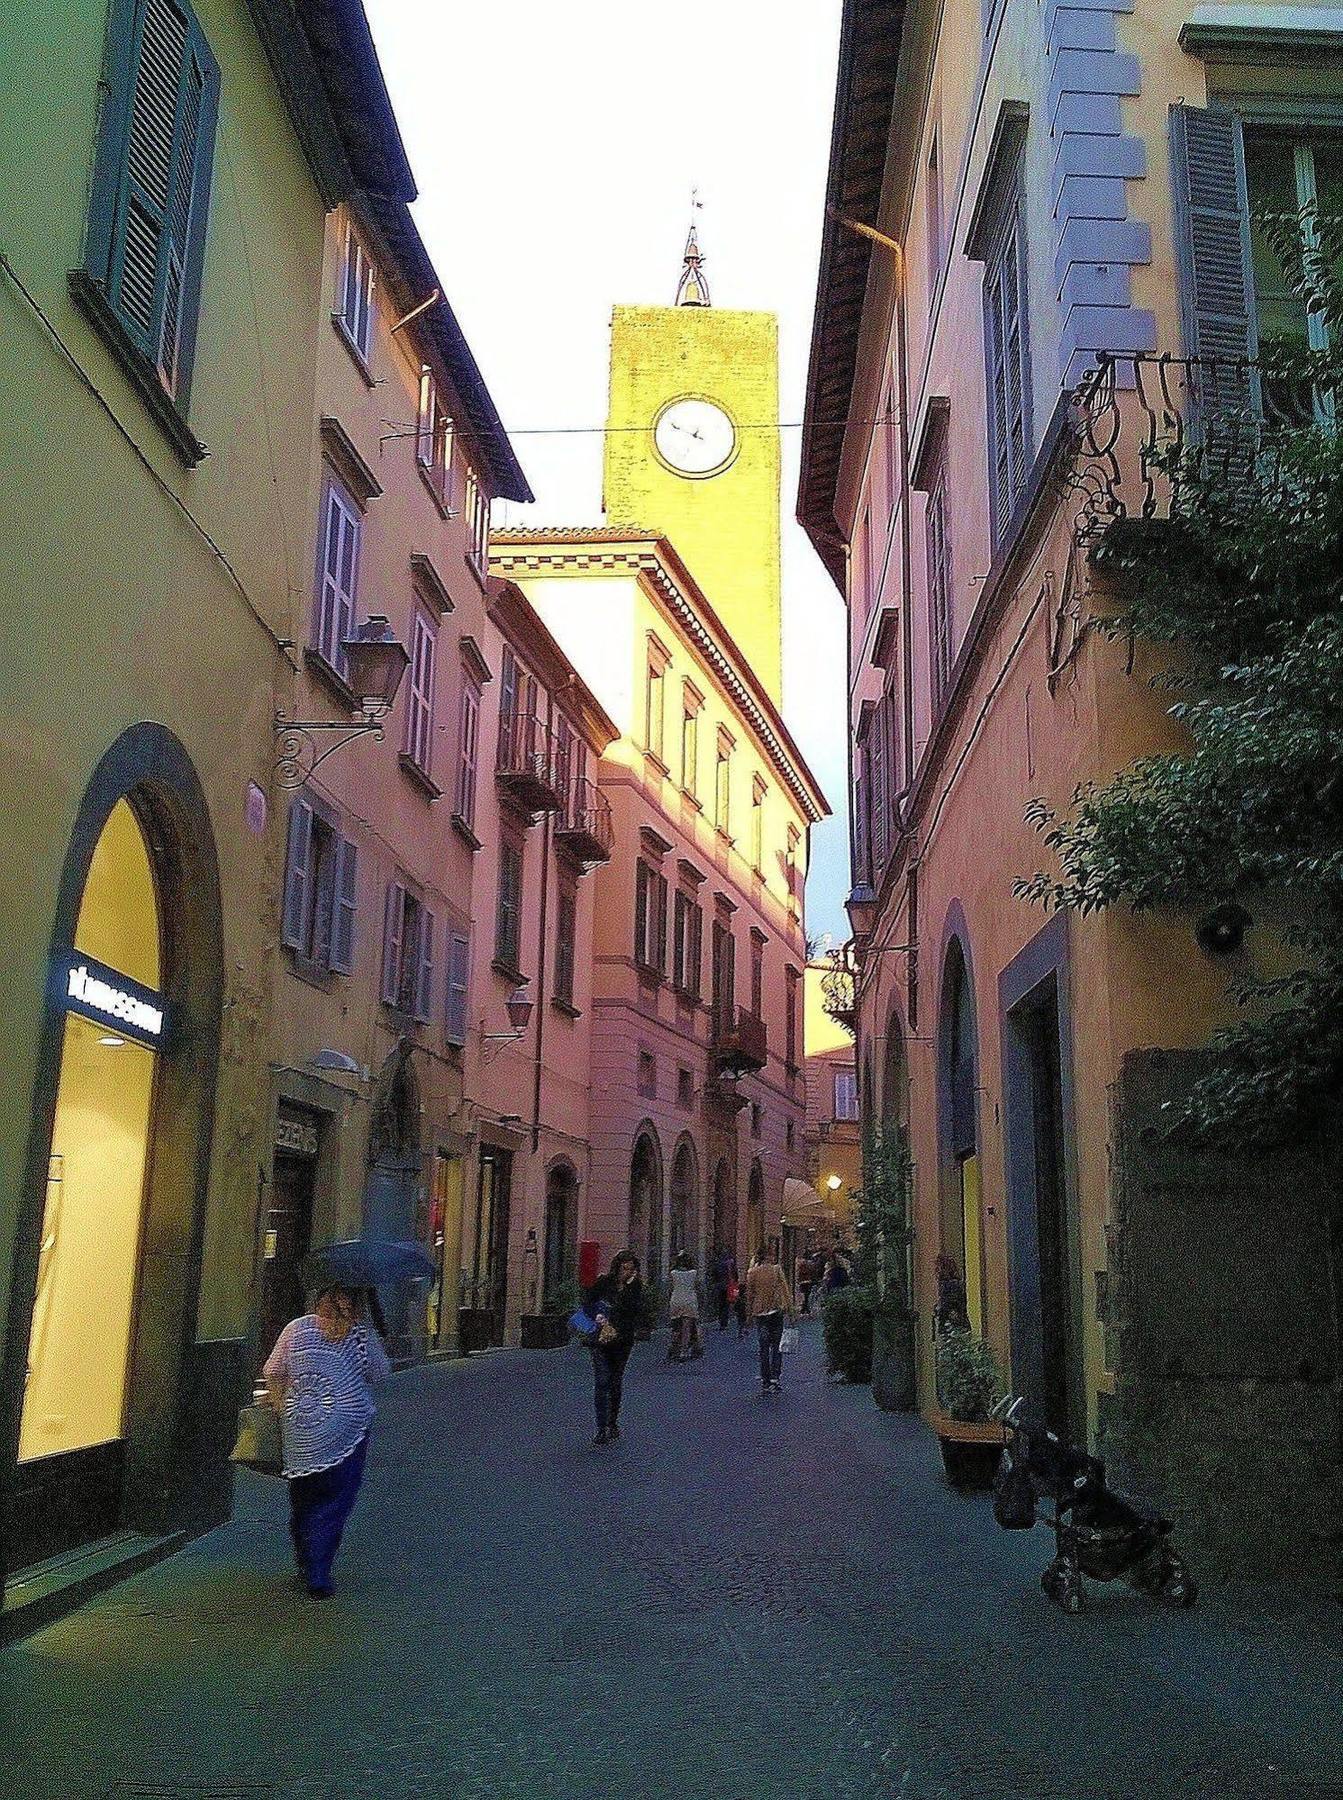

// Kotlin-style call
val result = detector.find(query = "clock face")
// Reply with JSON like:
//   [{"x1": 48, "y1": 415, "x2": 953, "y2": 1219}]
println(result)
[{"x1": 653, "y1": 397, "x2": 738, "y2": 478}]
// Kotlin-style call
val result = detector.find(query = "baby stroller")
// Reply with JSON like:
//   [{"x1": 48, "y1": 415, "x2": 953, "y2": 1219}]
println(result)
[{"x1": 991, "y1": 1396, "x2": 1197, "y2": 1615}]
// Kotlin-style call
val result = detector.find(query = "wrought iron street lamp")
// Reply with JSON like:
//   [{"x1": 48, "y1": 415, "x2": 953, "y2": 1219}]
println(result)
[
  {"x1": 274, "y1": 616, "x2": 410, "y2": 788},
  {"x1": 481, "y1": 985, "x2": 535, "y2": 1062}
]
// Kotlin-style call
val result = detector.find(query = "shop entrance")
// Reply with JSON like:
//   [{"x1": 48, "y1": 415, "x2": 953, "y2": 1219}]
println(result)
[
  {"x1": 258, "y1": 1112, "x2": 321, "y2": 1369},
  {"x1": 12, "y1": 802, "x2": 163, "y2": 1568}
]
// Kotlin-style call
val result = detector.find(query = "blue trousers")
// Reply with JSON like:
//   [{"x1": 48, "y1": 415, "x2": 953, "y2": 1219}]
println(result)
[
  {"x1": 757, "y1": 1311, "x2": 785, "y2": 1385},
  {"x1": 590, "y1": 1343, "x2": 632, "y2": 1430},
  {"x1": 288, "y1": 1435, "x2": 368, "y2": 1593}
]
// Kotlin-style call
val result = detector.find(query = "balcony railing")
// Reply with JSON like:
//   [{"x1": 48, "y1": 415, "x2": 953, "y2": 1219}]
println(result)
[
  {"x1": 554, "y1": 774, "x2": 614, "y2": 863},
  {"x1": 711, "y1": 1006, "x2": 768, "y2": 1077},
  {"x1": 1066, "y1": 351, "x2": 1325, "y2": 552},
  {"x1": 496, "y1": 710, "x2": 562, "y2": 812}
]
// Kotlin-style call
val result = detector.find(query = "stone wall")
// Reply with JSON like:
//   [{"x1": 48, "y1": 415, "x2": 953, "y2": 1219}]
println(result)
[{"x1": 1101, "y1": 1049, "x2": 1342, "y2": 1577}]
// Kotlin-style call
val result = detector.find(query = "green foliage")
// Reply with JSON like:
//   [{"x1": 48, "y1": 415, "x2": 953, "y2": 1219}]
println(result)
[
  {"x1": 853, "y1": 1126, "x2": 913, "y2": 1316},
  {"x1": 935, "y1": 1330, "x2": 1002, "y2": 1423},
  {"x1": 542, "y1": 1277, "x2": 580, "y2": 1319},
  {"x1": 1019, "y1": 231, "x2": 1343, "y2": 1148},
  {"x1": 820, "y1": 1284, "x2": 875, "y2": 1384}
]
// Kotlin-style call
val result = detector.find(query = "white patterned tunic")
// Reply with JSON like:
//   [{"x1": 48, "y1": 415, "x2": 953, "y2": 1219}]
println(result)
[{"x1": 263, "y1": 1316, "x2": 391, "y2": 1477}]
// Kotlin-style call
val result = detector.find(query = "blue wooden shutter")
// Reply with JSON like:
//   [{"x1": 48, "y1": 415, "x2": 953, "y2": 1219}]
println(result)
[
  {"x1": 1171, "y1": 105, "x2": 1261, "y2": 425},
  {"x1": 381, "y1": 881, "x2": 405, "y2": 1006},
  {"x1": 330, "y1": 836, "x2": 358, "y2": 974},
  {"x1": 415, "y1": 908, "x2": 436, "y2": 1023},
  {"x1": 446, "y1": 931, "x2": 470, "y2": 1046},
  {"x1": 104, "y1": 0, "x2": 217, "y2": 398},
  {"x1": 281, "y1": 799, "x2": 313, "y2": 949}
]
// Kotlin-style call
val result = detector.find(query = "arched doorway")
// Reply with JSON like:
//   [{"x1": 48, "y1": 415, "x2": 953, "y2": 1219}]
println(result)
[
  {"x1": 4, "y1": 727, "x2": 223, "y2": 1579},
  {"x1": 711, "y1": 1156, "x2": 736, "y2": 1263},
  {"x1": 938, "y1": 937, "x2": 983, "y2": 1336},
  {"x1": 362, "y1": 1041, "x2": 424, "y2": 1359},
  {"x1": 543, "y1": 1160, "x2": 579, "y2": 1306},
  {"x1": 629, "y1": 1129, "x2": 663, "y2": 1289},
  {"x1": 747, "y1": 1160, "x2": 766, "y2": 1264},
  {"x1": 669, "y1": 1139, "x2": 699, "y2": 1267}
]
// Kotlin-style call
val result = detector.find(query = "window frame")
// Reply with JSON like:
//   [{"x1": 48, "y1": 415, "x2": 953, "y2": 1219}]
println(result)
[
  {"x1": 313, "y1": 471, "x2": 362, "y2": 680},
  {"x1": 402, "y1": 603, "x2": 438, "y2": 777},
  {"x1": 445, "y1": 927, "x2": 471, "y2": 1047},
  {"x1": 982, "y1": 178, "x2": 1032, "y2": 548},
  {"x1": 464, "y1": 465, "x2": 490, "y2": 578},
  {"x1": 416, "y1": 365, "x2": 456, "y2": 511},
  {"x1": 455, "y1": 668, "x2": 482, "y2": 831},
  {"x1": 927, "y1": 455, "x2": 953, "y2": 705},
  {"x1": 338, "y1": 217, "x2": 376, "y2": 365},
  {"x1": 554, "y1": 876, "x2": 578, "y2": 1008},
  {"x1": 495, "y1": 832, "x2": 525, "y2": 974},
  {"x1": 833, "y1": 1067, "x2": 859, "y2": 1122}
]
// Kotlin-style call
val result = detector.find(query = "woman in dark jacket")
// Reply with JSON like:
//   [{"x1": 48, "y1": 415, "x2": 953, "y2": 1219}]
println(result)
[{"x1": 585, "y1": 1251, "x2": 643, "y2": 1446}]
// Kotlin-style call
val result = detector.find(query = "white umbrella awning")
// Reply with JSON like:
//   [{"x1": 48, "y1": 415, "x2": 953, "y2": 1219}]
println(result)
[{"x1": 782, "y1": 1177, "x2": 835, "y2": 1225}]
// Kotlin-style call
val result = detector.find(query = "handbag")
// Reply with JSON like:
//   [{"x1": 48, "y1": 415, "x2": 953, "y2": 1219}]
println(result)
[
  {"x1": 568, "y1": 1307, "x2": 602, "y2": 1343},
  {"x1": 992, "y1": 1444, "x2": 1037, "y2": 1530},
  {"x1": 229, "y1": 1400, "x2": 284, "y2": 1476},
  {"x1": 779, "y1": 1326, "x2": 799, "y2": 1355}
]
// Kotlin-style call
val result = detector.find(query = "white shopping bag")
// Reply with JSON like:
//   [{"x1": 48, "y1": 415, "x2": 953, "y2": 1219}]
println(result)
[{"x1": 779, "y1": 1326, "x2": 799, "y2": 1355}]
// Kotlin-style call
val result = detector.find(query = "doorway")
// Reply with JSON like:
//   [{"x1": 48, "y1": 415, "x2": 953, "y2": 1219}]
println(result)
[
  {"x1": 747, "y1": 1160, "x2": 765, "y2": 1265},
  {"x1": 543, "y1": 1163, "x2": 578, "y2": 1307},
  {"x1": 258, "y1": 1120, "x2": 320, "y2": 1369},
  {"x1": 470, "y1": 1147, "x2": 513, "y2": 1347}
]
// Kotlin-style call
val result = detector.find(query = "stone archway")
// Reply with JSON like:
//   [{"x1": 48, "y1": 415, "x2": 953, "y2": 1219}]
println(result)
[
  {"x1": 543, "y1": 1159, "x2": 579, "y2": 1306},
  {"x1": 669, "y1": 1138, "x2": 699, "y2": 1267},
  {"x1": 711, "y1": 1156, "x2": 736, "y2": 1264},
  {"x1": 629, "y1": 1128, "x2": 663, "y2": 1288}
]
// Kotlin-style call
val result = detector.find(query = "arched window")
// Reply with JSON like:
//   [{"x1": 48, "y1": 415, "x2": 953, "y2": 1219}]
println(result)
[
  {"x1": 938, "y1": 939, "x2": 984, "y2": 1336},
  {"x1": 669, "y1": 1138, "x2": 698, "y2": 1266},
  {"x1": 629, "y1": 1128, "x2": 663, "y2": 1288},
  {"x1": 543, "y1": 1160, "x2": 579, "y2": 1306},
  {"x1": 747, "y1": 1160, "x2": 766, "y2": 1263}
]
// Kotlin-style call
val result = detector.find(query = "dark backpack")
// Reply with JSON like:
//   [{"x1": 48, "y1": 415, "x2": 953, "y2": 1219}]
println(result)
[{"x1": 992, "y1": 1444, "x2": 1037, "y2": 1530}]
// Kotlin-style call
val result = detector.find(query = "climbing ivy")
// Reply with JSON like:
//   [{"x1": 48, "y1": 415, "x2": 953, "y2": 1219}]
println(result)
[{"x1": 1019, "y1": 214, "x2": 1343, "y2": 1148}]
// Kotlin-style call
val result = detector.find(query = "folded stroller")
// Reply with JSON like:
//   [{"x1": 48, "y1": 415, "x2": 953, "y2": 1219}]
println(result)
[{"x1": 991, "y1": 1396, "x2": 1197, "y2": 1615}]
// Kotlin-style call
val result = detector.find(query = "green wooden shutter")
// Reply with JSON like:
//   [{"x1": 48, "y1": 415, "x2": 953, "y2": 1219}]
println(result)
[
  {"x1": 1171, "y1": 104, "x2": 1261, "y2": 426},
  {"x1": 100, "y1": 0, "x2": 217, "y2": 400}
]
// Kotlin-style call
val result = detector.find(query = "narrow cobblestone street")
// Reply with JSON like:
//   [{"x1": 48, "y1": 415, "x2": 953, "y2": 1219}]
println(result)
[{"x1": 2, "y1": 1325, "x2": 1340, "y2": 1800}]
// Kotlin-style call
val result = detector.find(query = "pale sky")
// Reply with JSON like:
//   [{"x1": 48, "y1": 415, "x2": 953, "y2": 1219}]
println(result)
[{"x1": 363, "y1": 0, "x2": 850, "y2": 943}]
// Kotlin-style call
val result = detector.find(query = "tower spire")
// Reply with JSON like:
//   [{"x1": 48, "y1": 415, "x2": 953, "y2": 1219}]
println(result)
[{"x1": 675, "y1": 193, "x2": 710, "y2": 307}]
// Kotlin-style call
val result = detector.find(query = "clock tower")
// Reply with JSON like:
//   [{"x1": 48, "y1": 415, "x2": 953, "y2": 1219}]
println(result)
[{"x1": 603, "y1": 227, "x2": 783, "y2": 701}]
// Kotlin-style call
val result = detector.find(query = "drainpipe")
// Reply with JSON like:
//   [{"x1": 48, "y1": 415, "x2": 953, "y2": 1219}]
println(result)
[{"x1": 531, "y1": 690, "x2": 553, "y2": 1155}]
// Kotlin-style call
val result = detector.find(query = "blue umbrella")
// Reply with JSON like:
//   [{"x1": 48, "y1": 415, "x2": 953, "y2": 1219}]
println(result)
[{"x1": 302, "y1": 1239, "x2": 435, "y2": 1288}]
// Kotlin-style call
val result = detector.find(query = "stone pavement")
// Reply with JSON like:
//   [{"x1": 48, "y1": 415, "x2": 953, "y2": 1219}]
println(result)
[{"x1": 2, "y1": 1322, "x2": 1341, "y2": 1800}]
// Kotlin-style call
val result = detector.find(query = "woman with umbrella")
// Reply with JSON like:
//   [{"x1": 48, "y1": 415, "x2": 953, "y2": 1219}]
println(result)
[{"x1": 261, "y1": 1239, "x2": 423, "y2": 1597}]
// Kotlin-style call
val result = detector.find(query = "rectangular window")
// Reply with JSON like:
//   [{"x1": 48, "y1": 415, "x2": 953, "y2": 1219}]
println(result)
[
  {"x1": 340, "y1": 219, "x2": 376, "y2": 363},
  {"x1": 81, "y1": 0, "x2": 220, "y2": 411},
  {"x1": 464, "y1": 466, "x2": 489, "y2": 576},
  {"x1": 927, "y1": 459, "x2": 952, "y2": 704},
  {"x1": 786, "y1": 826, "x2": 801, "y2": 915},
  {"x1": 672, "y1": 889, "x2": 702, "y2": 997},
  {"x1": 751, "y1": 1101, "x2": 763, "y2": 1140},
  {"x1": 645, "y1": 657, "x2": 666, "y2": 762},
  {"x1": 496, "y1": 837, "x2": 524, "y2": 972},
  {"x1": 715, "y1": 733, "x2": 733, "y2": 836},
  {"x1": 983, "y1": 184, "x2": 1031, "y2": 545},
  {"x1": 455, "y1": 673, "x2": 481, "y2": 829},
  {"x1": 381, "y1": 882, "x2": 434, "y2": 1020},
  {"x1": 445, "y1": 929, "x2": 470, "y2": 1047},
  {"x1": 712, "y1": 919, "x2": 736, "y2": 1033},
  {"x1": 638, "y1": 1051, "x2": 657, "y2": 1100},
  {"x1": 554, "y1": 881, "x2": 577, "y2": 1008},
  {"x1": 786, "y1": 1117, "x2": 795, "y2": 1151},
  {"x1": 677, "y1": 1067, "x2": 694, "y2": 1109},
  {"x1": 416, "y1": 366, "x2": 455, "y2": 509},
  {"x1": 1244, "y1": 126, "x2": 1343, "y2": 414},
  {"x1": 833, "y1": 1068, "x2": 859, "y2": 1122},
  {"x1": 634, "y1": 860, "x2": 668, "y2": 974},
  {"x1": 751, "y1": 777, "x2": 766, "y2": 875},
  {"x1": 750, "y1": 933, "x2": 765, "y2": 1019},
  {"x1": 313, "y1": 475, "x2": 362, "y2": 679},
  {"x1": 680, "y1": 686, "x2": 700, "y2": 794},
  {"x1": 402, "y1": 606, "x2": 437, "y2": 775},
  {"x1": 785, "y1": 965, "x2": 800, "y2": 1070},
  {"x1": 281, "y1": 800, "x2": 357, "y2": 976}
]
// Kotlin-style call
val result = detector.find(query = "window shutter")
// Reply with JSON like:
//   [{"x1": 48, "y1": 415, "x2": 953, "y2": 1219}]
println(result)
[
  {"x1": 417, "y1": 366, "x2": 434, "y2": 467},
  {"x1": 381, "y1": 881, "x2": 405, "y2": 1006},
  {"x1": 634, "y1": 861, "x2": 648, "y2": 964},
  {"x1": 109, "y1": 0, "x2": 217, "y2": 398},
  {"x1": 330, "y1": 836, "x2": 358, "y2": 973},
  {"x1": 415, "y1": 908, "x2": 436, "y2": 1022},
  {"x1": 655, "y1": 872, "x2": 669, "y2": 973},
  {"x1": 281, "y1": 799, "x2": 313, "y2": 949},
  {"x1": 1170, "y1": 104, "x2": 1261, "y2": 425},
  {"x1": 446, "y1": 931, "x2": 470, "y2": 1046}
]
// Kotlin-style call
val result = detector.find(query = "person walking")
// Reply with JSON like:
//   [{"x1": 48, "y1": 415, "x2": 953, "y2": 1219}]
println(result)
[
  {"x1": 798, "y1": 1253, "x2": 817, "y2": 1316},
  {"x1": 585, "y1": 1251, "x2": 644, "y2": 1445},
  {"x1": 823, "y1": 1249, "x2": 853, "y2": 1295},
  {"x1": 744, "y1": 1243, "x2": 795, "y2": 1393},
  {"x1": 263, "y1": 1283, "x2": 391, "y2": 1598},
  {"x1": 667, "y1": 1250, "x2": 704, "y2": 1361},
  {"x1": 711, "y1": 1249, "x2": 734, "y2": 1332}
]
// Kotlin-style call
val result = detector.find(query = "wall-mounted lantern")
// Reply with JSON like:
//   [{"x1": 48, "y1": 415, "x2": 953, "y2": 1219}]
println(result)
[{"x1": 274, "y1": 616, "x2": 410, "y2": 789}]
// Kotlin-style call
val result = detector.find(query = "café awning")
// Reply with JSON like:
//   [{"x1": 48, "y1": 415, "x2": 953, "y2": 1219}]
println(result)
[{"x1": 782, "y1": 1177, "x2": 836, "y2": 1226}]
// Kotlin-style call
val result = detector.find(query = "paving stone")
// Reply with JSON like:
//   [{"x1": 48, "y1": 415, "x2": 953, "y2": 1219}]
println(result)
[{"x1": 2, "y1": 1325, "x2": 1341, "y2": 1800}]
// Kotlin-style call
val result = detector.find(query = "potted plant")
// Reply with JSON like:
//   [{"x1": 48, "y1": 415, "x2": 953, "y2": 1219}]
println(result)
[
  {"x1": 820, "y1": 1282, "x2": 875, "y2": 1382},
  {"x1": 932, "y1": 1325, "x2": 1005, "y2": 1489},
  {"x1": 855, "y1": 1127, "x2": 917, "y2": 1411},
  {"x1": 521, "y1": 1276, "x2": 578, "y2": 1350}
]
